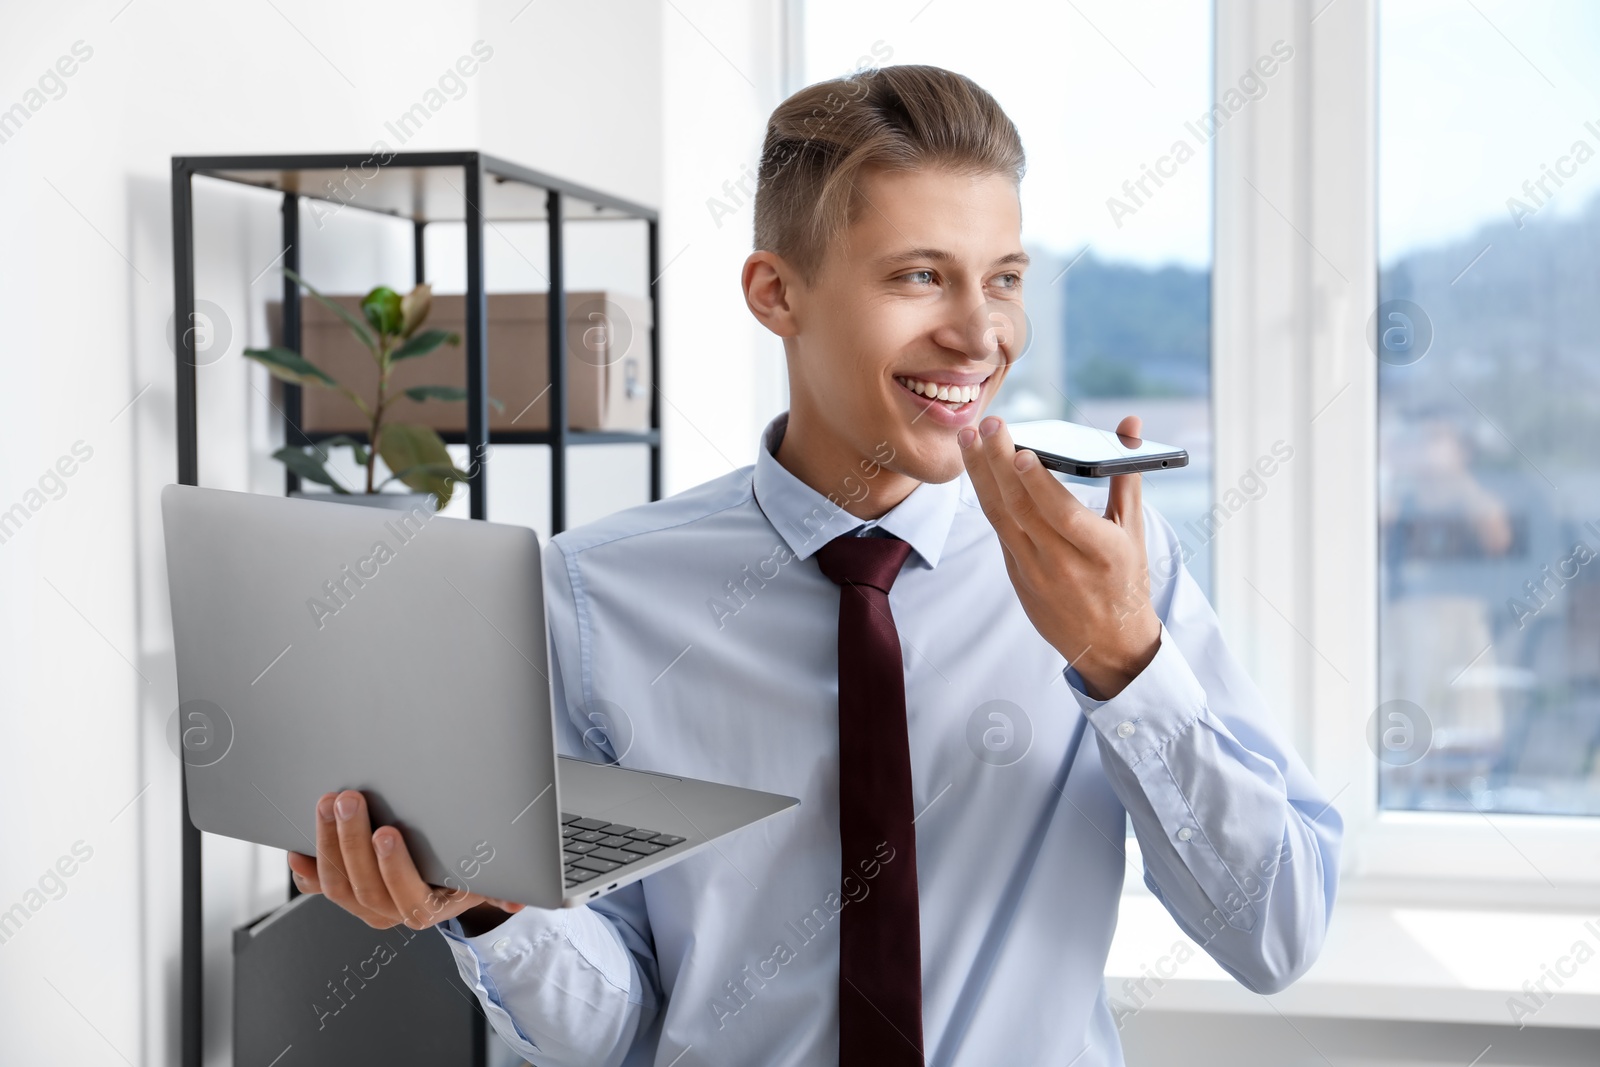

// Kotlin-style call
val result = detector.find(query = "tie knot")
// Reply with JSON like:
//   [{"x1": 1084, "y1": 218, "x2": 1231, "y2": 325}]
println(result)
[{"x1": 815, "y1": 532, "x2": 913, "y2": 595}]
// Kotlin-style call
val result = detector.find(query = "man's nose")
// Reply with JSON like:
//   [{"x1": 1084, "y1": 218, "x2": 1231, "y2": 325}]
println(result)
[{"x1": 931, "y1": 291, "x2": 1025, "y2": 368}]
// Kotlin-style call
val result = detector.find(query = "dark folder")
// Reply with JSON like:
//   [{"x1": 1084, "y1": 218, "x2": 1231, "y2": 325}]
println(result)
[{"x1": 232, "y1": 892, "x2": 491, "y2": 1066}]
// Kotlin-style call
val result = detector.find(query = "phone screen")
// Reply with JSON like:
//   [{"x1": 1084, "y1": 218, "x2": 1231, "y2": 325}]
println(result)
[{"x1": 1008, "y1": 420, "x2": 1185, "y2": 467}]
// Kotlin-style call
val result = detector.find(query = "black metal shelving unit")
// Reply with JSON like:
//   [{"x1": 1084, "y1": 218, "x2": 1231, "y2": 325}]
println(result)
[{"x1": 171, "y1": 151, "x2": 661, "y2": 1067}]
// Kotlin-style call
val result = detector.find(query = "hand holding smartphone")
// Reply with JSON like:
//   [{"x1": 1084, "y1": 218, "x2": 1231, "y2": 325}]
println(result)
[{"x1": 1007, "y1": 419, "x2": 1188, "y2": 478}]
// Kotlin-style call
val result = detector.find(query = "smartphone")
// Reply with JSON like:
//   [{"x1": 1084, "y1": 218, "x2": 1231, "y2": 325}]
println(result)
[{"x1": 1008, "y1": 419, "x2": 1189, "y2": 478}]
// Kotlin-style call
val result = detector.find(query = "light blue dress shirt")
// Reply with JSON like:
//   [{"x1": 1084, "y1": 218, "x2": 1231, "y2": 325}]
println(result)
[{"x1": 437, "y1": 411, "x2": 1342, "y2": 1067}]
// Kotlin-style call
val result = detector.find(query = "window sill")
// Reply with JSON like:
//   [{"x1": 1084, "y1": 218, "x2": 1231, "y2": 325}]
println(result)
[{"x1": 1106, "y1": 892, "x2": 1600, "y2": 1029}]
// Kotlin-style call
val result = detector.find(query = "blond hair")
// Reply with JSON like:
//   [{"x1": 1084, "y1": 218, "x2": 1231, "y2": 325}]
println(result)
[{"x1": 753, "y1": 64, "x2": 1026, "y2": 284}]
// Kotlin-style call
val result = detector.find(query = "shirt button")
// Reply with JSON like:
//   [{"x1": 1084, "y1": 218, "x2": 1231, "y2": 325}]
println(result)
[
  {"x1": 492, "y1": 937, "x2": 514, "y2": 961},
  {"x1": 1116, "y1": 720, "x2": 1136, "y2": 739},
  {"x1": 1177, "y1": 827, "x2": 1194, "y2": 842}
]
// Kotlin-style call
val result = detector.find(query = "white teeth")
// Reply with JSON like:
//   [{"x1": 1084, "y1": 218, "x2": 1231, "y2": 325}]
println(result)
[{"x1": 896, "y1": 376, "x2": 984, "y2": 405}]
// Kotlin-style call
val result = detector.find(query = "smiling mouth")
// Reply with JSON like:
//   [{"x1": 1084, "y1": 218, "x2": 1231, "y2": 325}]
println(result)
[{"x1": 894, "y1": 374, "x2": 988, "y2": 410}]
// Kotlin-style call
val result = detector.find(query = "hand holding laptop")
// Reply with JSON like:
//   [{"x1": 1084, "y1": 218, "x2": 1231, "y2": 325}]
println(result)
[
  {"x1": 287, "y1": 789, "x2": 525, "y2": 936},
  {"x1": 161, "y1": 484, "x2": 799, "y2": 913}
]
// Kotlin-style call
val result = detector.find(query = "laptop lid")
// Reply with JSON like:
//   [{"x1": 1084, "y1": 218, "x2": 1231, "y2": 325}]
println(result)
[{"x1": 161, "y1": 484, "x2": 565, "y2": 907}]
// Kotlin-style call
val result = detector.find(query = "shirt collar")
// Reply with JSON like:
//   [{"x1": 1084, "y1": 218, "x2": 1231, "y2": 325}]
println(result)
[{"x1": 751, "y1": 411, "x2": 960, "y2": 569}]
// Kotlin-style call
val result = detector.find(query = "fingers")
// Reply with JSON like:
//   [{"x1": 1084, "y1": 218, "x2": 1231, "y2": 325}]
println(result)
[
  {"x1": 980, "y1": 419, "x2": 1054, "y2": 543},
  {"x1": 288, "y1": 850, "x2": 321, "y2": 895},
  {"x1": 314, "y1": 793, "x2": 354, "y2": 898},
  {"x1": 960, "y1": 421, "x2": 1025, "y2": 549},
  {"x1": 314, "y1": 791, "x2": 397, "y2": 928},
  {"x1": 1011, "y1": 445, "x2": 1096, "y2": 550},
  {"x1": 961, "y1": 417, "x2": 1054, "y2": 550},
  {"x1": 965, "y1": 415, "x2": 1102, "y2": 559},
  {"x1": 311, "y1": 791, "x2": 486, "y2": 931},
  {"x1": 333, "y1": 790, "x2": 401, "y2": 920},
  {"x1": 371, "y1": 825, "x2": 480, "y2": 929},
  {"x1": 1105, "y1": 415, "x2": 1145, "y2": 536},
  {"x1": 482, "y1": 897, "x2": 526, "y2": 914}
]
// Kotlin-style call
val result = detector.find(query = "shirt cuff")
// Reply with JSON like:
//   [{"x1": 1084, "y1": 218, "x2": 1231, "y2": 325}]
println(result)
[
  {"x1": 437, "y1": 907, "x2": 569, "y2": 1052},
  {"x1": 1065, "y1": 624, "x2": 1208, "y2": 763},
  {"x1": 1066, "y1": 627, "x2": 1261, "y2": 932}
]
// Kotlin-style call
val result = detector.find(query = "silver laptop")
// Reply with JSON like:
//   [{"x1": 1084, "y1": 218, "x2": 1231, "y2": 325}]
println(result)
[{"x1": 161, "y1": 484, "x2": 798, "y2": 909}]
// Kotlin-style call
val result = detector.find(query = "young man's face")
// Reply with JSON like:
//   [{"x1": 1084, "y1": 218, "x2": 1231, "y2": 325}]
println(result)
[{"x1": 785, "y1": 164, "x2": 1028, "y2": 487}]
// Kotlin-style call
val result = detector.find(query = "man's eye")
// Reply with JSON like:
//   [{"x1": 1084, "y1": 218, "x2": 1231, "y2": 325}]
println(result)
[
  {"x1": 902, "y1": 270, "x2": 936, "y2": 285},
  {"x1": 994, "y1": 273, "x2": 1022, "y2": 289}
]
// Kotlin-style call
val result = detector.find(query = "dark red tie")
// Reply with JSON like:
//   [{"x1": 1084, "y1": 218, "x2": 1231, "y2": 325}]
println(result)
[{"x1": 816, "y1": 532, "x2": 924, "y2": 1066}]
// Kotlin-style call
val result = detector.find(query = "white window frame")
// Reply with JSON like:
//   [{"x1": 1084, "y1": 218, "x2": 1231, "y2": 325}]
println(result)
[
  {"x1": 1213, "y1": 0, "x2": 1600, "y2": 899},
  {"x1": 787, "y1": 0, "x2": 1600, "y2": 897}
]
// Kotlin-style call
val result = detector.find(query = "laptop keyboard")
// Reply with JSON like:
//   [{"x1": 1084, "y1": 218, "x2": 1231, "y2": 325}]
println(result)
[{"x1": 561, "y1": 812, "x2": 687, "y2": 889}]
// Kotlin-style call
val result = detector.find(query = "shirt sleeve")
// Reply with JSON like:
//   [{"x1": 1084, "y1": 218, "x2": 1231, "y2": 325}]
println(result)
[
  {"x1": 1063, "y1": 504, "x2": 1343, "y2": 995},
  {"x1": 435, "y1": 535, "x2": 662, "y2": 1066}
]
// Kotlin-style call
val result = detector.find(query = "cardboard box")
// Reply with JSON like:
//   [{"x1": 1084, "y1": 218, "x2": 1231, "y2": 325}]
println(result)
[{"x1": 269, "y1": 290, "x2": 652, "y2": 433}]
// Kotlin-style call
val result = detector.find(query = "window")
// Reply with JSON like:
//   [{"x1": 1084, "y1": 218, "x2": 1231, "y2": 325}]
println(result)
[
  {"x1": 802, "y1": 0, "x2": 1216, "y2": 595},
  {"x1": 1377, "y1": 0, "x2": 1600, "y2": 816}
]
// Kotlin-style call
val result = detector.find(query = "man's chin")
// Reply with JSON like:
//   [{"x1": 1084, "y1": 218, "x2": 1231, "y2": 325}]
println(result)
[
  {"x1": 887, "y1": 445, "x2": 967, "y2": 487},
  {"x1": 892, "y1": 414, "x2": 986, "y2": 485}
]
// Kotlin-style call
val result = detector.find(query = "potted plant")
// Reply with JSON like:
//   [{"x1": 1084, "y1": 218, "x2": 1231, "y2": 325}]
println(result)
[{"x1": 244, "y1": 268, "x2": 500, "y2": 511}]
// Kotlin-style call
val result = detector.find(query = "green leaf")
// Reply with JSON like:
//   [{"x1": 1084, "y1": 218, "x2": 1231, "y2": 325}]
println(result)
[
  {"x1": 377, "y1": 423, "x2": 465, "y2": 509},
  {"x1": 400, "y1": 386, "x2": 503, "y2": 413},
  {"x1": 319, "y1": 433, "x2": 370, "y2": 468},
  {"x1": 390, "y1": 328, "x2": 460, "y2": 362},
  {"x1": 362, "y1": 286, "x2": 404, "y2": 337},
  {"x1": 402, "y1": 385, "x2": 505, "y2": 413},
  {"x1": 401, "y1": 283, "x2": 433, "y2": 337},
  {"x1": 385, "y1": 461, "x2": 473, "y2": 488},
  {"x1": 284, "y1": 266, "x2": 377, "y2": 351},
  {"x1": 272, "y1": 446, "x2": 350, "y2": 492},
  {"x1": 403, "y1": 384, "x2": 469, "y2": 404},
  {"x1": 243, "y1": 346, "x2": 337, "y2": 388}
]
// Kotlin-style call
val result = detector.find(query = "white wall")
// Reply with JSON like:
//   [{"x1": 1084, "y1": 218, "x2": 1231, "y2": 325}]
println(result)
[
  {"x1": 0, "y1": 2, "x2": 782, "y2": 1063},
  {"x1": 659, "y1": 0, "x2": 792, "y2": 487}
]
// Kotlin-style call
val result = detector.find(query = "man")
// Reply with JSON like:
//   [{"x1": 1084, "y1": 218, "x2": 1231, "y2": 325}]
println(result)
[{"x1": 289, "y1": 64, "x2": 1341, "y2": 1066}]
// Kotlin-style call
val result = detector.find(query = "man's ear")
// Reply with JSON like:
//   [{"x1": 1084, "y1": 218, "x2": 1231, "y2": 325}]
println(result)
[{"x1": 743, "y1": 250, "x2": 802, "y2": 338}]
